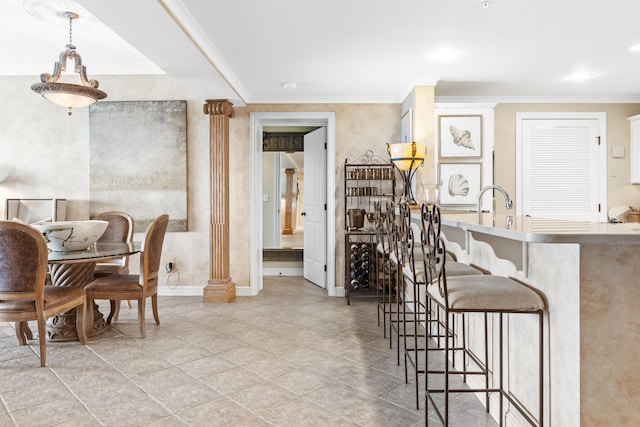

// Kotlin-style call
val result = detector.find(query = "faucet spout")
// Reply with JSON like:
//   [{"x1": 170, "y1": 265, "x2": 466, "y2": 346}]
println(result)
[{"x1": 477, "y1": 185, "x2": 513, "y2": 215}]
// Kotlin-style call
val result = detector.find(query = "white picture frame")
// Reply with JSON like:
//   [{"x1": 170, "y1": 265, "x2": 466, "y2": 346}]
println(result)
[
  {"x1": 401, "y1": 108, "x2": 413, "y2": 143},
  {"x1": 439, "y1": 163, "x2": 482, "y2": 206},
  {"x1": 439, "y1": 115, "x2": 483, "y2": 159}
]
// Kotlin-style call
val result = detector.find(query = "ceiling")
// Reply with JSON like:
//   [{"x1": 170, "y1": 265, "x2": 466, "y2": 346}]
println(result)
[{"x1": 4, "y1": 0, "x2": 640, "y2": 105}]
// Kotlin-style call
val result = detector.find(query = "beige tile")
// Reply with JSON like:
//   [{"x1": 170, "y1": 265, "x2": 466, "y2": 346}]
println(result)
[
  {"x1": 341, "y1": 367, "x2": 407, "y2": 396},
  {"x1": 218, "y1": 346, "x2": 274, "y2": 366},
  {"x1": 1, "y1": 379, "x2": 77, "y2": 412},
  {"x1": 91, "y1": 397, "x2": 171, "y2": 426},
  {"x1": 151, "y1": 380, "x2": 223, "y2": 412},
  {"x1": 271, "y1": 368, "x2": 334, "y2": 396},
  {"x1": 202, "y1": 366, "x2": 265, "y2": 395},
  {"x1": 304, "y1": 382, "x2": 377, "y2": 416},
  {"x1": 0, "y1": 279, "x2": 494, "y2": 427},
  {"x1": 131, "y1": 366, "x2": 196, "y2": 393},
  {"x1": 141, "y1": 415, "x2": 189, "y2": 426},
  {"x1": 177, "y1": 355, "x2": 236, "y2": 379},
  {"x1": 74, "y1": 381, "x2": 147, "y2": 410},
  {"x1": 106, "y1": 354, "x2": 173, "y2": 377},
  {"x1": 10, "y1": 398, "x2": 89, "y2": 427},
  {"x1": 42, "y1": 414, "x2": 101, "y2": 427},
  {"x1": 228, "y1": 382, "x2": 296, "y2": 413},
  {"x1": 259, "y1": 397, "x2": 339, "y2": 426},
  {"x1": 158, "y1": 344, "x2": 213, "y2": 365},
  {"x1": 342, "y1": 398, "x2": 423, "y2": 427},
  {"x1": 177, "y1": 397, "x2": 254, "y2": 426},
  {"x1": 241, "y1": 355, "x2": 302, "y2": 380},
  {"x1": 0, "y1": 367, "x2": 59, "y2": 392}
]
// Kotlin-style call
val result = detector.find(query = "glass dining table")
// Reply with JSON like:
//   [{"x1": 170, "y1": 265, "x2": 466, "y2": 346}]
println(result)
[{"x1": 19, "y1": 241, "x2": 141, "y2": 342}]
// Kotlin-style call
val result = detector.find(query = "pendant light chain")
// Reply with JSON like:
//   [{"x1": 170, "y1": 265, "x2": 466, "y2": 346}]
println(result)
[{"x1": 68, "y1": 15, "x2": 73, "y2": 45}]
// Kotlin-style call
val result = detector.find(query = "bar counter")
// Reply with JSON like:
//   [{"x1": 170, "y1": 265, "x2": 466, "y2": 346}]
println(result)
[{"x1": 411, "y1": 211, "x2": 640, "y2": 427}]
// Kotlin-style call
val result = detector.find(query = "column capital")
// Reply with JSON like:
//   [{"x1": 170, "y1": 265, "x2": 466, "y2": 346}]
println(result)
[{"x1": 203, "y1": 99, "x2": 235, "y2": 118}]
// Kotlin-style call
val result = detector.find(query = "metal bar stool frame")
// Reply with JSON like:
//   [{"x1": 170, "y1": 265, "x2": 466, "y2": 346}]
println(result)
[
  {"x1": 374, "y1": 202, "x2": 396, "y2": 340},
  {"x1": 421, "y1": 204, "x2": 545, "y2": 426}
]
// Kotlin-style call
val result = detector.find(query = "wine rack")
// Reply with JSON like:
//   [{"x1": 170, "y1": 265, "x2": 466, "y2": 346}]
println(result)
[{"x1": 344, "y1": 151, "x2": 396, "y2": 304}]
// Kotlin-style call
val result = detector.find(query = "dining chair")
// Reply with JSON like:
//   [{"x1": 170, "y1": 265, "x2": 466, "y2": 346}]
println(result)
[
  {"x1": 93, "y1": 211, "x2": 134, "y2": 320},
  {"x1": 0, "y1": 220, "x2": 87, "y2": 367},
  {"x1": 93, "y1": 211, "x2": 134, "y2": 277},
  {"x1": 85, "y1": 214, "x2": 169, "y2": 338}
]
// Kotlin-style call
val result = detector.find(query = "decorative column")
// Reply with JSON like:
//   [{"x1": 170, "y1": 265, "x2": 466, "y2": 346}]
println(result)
[
  {"x1": 282, "y1": 168, "x2": 295, "y2": 235},
  {"x1": 203, "y1": 99, "x2": 236, "y2": 303}
]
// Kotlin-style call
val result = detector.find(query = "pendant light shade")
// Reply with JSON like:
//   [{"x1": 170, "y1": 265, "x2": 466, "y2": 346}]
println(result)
[{"x1": 388, "y1": 142, "x2": 426, "y2": 205}]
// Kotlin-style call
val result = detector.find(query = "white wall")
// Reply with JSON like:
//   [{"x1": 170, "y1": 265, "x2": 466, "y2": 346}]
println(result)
[
  {"x1": 1, "y1": 76, "x2": 403, "y2": 295},
  {"x1": 0, "y1": 75, "x2": 210, "y2": 295},
  {"x1": 262, "y1": 152, "x2": 278, "y2": 248}
]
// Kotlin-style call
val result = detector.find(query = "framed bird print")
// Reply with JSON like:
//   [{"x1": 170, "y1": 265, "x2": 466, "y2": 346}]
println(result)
[{"x1": 438, "y1": 115, "x2": 483, "y2": 159}]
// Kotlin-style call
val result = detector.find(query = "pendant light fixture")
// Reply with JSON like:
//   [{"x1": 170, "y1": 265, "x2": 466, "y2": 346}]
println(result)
[{"x1": 31, "y1": 11, "x2": 107, "y2": 116}]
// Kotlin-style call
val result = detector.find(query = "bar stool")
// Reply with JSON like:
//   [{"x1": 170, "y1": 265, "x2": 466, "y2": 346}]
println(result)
[
  {"x1": 374, "y1": 202, "x2": 395, "y2": 339},
  {"x1": 387, "y1": 200, "x2": 405, "y2": 362},
  {"x1": 421, "y1": 204, "x2": 545, "y2": 426},
  {"x1": 400, "y1": 202, "x2": 484, "y2": 410}
]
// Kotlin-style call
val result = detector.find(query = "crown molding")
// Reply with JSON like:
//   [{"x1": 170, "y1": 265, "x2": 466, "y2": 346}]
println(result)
[{"x1": 435, "y1": 95, "x2": 640, "y2": 104}]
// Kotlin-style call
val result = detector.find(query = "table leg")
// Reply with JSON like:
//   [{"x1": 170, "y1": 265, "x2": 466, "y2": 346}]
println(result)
[{"x1": 47, "y1": 262, "x2": 108, "y2": 341}]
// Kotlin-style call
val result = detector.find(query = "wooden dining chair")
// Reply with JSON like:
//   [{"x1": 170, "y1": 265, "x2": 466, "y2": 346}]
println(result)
[
  {"x1": 85, "y1": 214, "x2": 169, "y2": 338},
  {"x1": 93, "y1": 211, "x2": 134, "y2": 277},
  {"x1": 0, "y1": 220, "x2": 87, "y2": 367},
  {"x1": 93, "y1": 211, "x2": 134, "y2": 320}
]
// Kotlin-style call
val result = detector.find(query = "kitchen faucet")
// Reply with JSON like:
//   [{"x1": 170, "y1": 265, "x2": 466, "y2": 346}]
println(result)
[{"x1": 477, "y1": 185, "x2": 513, "y2": 220}]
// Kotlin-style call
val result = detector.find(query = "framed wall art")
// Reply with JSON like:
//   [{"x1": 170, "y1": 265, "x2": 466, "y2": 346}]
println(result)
[
  {"x1": 439, "y1": 163, "x2": 482, "y2": 206},
  {"x1": 439, "y1": 115, "x2": 482, "y2": 158},
  {"x1": 89, "y1": 100, "x2": 187, "y2": 232},
  {"x1": 401, "y1": 108, "x2": 413, "y2": 143}
]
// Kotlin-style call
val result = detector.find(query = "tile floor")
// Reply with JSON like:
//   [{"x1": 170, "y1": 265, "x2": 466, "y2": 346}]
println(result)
[{"x1": 0, "y1": 277, "x2": 496, "y2": 426}]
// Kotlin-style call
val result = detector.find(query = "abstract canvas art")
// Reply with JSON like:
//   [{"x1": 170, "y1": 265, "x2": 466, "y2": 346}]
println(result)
[{"x1": 89, "y1": 100, "x2": 187, "y2": 232}]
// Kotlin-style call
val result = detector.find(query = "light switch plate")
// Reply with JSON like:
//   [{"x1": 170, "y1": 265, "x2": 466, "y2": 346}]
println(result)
[{"x1": 612, "y1": 146, "x2": 625, "y2": 158}]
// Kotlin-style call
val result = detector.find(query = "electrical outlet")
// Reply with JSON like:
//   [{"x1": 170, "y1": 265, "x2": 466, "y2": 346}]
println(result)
[{"x1": 166, "y1": 260, "x2": 175, "y2": 273}]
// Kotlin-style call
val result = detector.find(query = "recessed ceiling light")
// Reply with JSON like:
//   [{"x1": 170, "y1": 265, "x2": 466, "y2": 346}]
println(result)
[
  {"x1": 567, "y1": 72, "x2": 595, "y2": 81},
  {"x1": 429, "y1": 49, "x2": 458, "y2": 61},
  {"x1": 282, "y1": 82, "x2": 297, "y2": 90},
  {"x1": 629, "y1": 44, "x2": 640, "y2": 52}
]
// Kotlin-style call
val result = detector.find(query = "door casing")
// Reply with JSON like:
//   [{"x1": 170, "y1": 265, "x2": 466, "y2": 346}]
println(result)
[{"x1": 248, "y1": 112, "x2": 337, "y2": 297}]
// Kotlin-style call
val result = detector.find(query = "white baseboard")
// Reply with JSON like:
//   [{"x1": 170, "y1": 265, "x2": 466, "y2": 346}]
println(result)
[
  {"x1": 157, "y1": 285, "x2": 256, "y2": 297},
  {"x1": 158, "y1": 286, "x2": 202, "y2": 297},
  {"x1": 262, "y1": 267, "x2": 303, "y2": 276},
  {"x1": 236, "y1": 286, "x2": 253, "y2": 296}
]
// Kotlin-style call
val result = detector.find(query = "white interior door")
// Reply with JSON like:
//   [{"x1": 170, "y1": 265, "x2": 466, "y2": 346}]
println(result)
[
  {"x1": 303, "y1": 127, "x2": 327, "y2": 287},
  {"x1": 517, "y1": 114, "x2": 606, "y2": 222}
]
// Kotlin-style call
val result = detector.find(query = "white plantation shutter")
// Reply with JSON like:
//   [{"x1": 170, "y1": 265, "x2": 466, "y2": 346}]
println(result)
[{"x1": 521, "y1": 119, "x2": 600, "y2": 221}]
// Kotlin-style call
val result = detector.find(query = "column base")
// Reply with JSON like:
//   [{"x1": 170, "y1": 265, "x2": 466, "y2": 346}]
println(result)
[
  {"x1": 203, "y1": 278, "x2": 236, "y2": 303},
  {"x1": 281, "y1": 228, "x2": 293, "y2": 235}
]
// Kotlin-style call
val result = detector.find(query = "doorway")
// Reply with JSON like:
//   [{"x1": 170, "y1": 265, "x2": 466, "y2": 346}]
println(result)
[
  {"x1": 262, "y1": 132, "x2": 308, "y2": 276},
  {"x1": 262, "y1": 131, "x2": 311, "y2": 251},
  {"x1": 249, "y1": 112, "x2": 337, "y2": 298}
]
